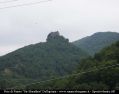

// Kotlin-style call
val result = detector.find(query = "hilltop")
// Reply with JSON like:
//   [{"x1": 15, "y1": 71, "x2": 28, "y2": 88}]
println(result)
[
  {"x1": 0, "y1": 31, "x2": 88, "y2": 89},
  {"x1": 73, "y1": 32, "x2": 119, "y2": 55}
]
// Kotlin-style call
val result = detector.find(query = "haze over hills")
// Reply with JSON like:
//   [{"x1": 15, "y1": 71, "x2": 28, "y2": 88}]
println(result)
[
  {"x1": 73, "y1": 32, "x2": 119, "y2": 56},
  {"x1": 0, "y1": 31, "x2": 88, "y2": 87}
]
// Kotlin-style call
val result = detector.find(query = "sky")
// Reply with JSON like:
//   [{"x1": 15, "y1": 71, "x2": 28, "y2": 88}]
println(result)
[{"x1": 0, "y1": 0, "x2": 119, "y2": 56}]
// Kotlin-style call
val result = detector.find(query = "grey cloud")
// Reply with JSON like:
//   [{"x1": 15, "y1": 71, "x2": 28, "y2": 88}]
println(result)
[{"x1": 0, "y1": 0, "x2": 119, "y2": 55}]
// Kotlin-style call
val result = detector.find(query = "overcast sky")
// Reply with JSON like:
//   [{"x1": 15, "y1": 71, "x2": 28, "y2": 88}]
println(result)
[{"x1": 0, "y1": 0, "x2": 119, "y2": 56}]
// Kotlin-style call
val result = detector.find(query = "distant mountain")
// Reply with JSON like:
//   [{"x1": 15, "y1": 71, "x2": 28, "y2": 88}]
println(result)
[
  {"x1": 26, "y1": 41, "x2": 119, "y2": 90},
  {"x1": 73, "y1": 32, "x2": 119, "y2": 55},
  {"x1": 0, "y1": 31, "x2": 88, "y2": 88}
]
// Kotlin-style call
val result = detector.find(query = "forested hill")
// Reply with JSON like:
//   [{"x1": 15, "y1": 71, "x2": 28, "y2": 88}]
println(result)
[
  {"x1": 0, "y1": 32, "x2": 88, "y2": 81},
  {"x1": 73, "y1": 32, "x2": 119, "y2": 56},
  {"x1": 26, "y1": 41, "x2": 119, "y2": 90}
]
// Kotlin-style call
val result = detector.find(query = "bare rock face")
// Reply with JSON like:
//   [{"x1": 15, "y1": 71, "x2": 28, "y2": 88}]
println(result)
[
  {"x1": 46, "y1": 31, "x2": 69, "y2": 43},
  {"x1": 47, "y1": 31, "x2": 60, "y2": 39}
]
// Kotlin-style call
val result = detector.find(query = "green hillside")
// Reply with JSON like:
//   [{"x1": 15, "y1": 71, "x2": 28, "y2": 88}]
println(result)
[
  {"x1": 0, "y1": 32, "x2": 88, "y2": 89},
  {"x1": 26, "y1": 41, "x2": 119, "y2": 90},
  {"x1": 73, "y1": 32, "x2": 119, "y2": 56}
]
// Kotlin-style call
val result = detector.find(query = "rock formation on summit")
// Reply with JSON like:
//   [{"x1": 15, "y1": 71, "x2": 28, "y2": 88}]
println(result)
[{"x1": 46, "y1": 31, "x2": 69, "y2": 43}]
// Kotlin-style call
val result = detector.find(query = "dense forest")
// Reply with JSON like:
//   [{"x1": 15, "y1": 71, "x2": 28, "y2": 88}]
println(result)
[
  {"x1": 26, "y1": 41, "x2": 119, "y2": 90},
  {"x1": 0, "y1": 32, "x2": 88, "y2": 89},
  {"x1": 0, "y1": 32, "x2": 119, "y2": 90}
]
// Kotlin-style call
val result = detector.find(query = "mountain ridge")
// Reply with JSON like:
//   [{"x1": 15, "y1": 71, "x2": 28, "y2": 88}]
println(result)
[
  {"x1": 73, "y1": 31, "x2": 119, "y2": 55},
  {"x1": 0, "y1": 32, "x2": 88, "y2": 86},
  {"x1": 0, "y1": 31, "x2": 119, "y2": 89}
]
